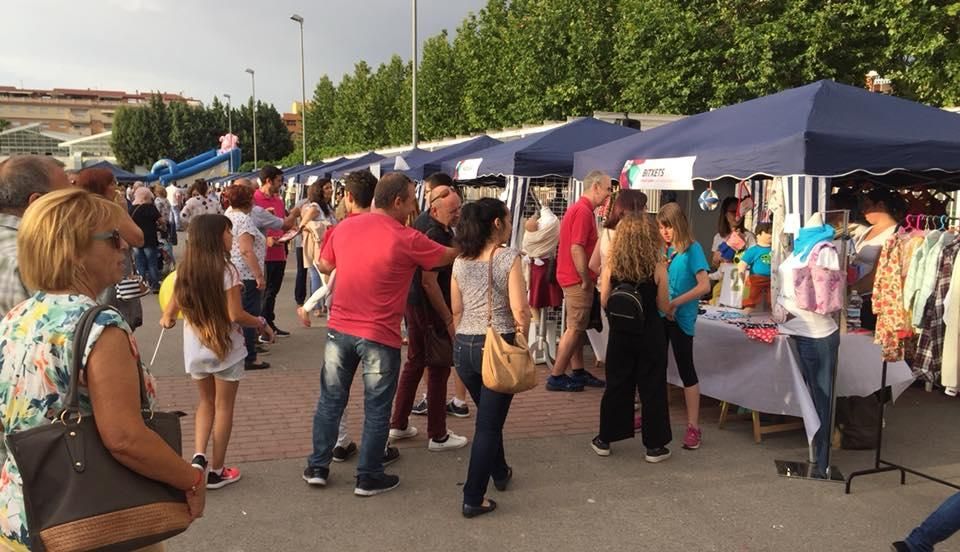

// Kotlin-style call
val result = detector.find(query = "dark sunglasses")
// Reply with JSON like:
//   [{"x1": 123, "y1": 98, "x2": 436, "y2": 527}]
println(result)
[{"x1": 92, "y1": 229, "x2": 123, "y2": 249}]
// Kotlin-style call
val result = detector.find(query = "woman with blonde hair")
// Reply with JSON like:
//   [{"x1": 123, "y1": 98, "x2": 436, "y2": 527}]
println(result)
[
  {"x1": 160, "y1": 214, "x2": 274, "y2": 489},
  {"x1": 0, "y1": 188, "x2": 205, "y2": 550},
  {"x1": 656, "y1": 202, "x2": 711, "y2": 451},
  {"x1": 591, "y1": 214, "x2": 672, "y2": 461}
]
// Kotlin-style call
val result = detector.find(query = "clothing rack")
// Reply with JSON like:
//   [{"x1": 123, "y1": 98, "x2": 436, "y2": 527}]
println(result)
[{"x1": 845, "y1": 361, "x2": 960, "y2": 494}]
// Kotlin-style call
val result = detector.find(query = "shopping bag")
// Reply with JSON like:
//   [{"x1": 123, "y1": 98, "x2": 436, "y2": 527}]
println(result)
[{"x1": 718, "y1": 264, "x2": 745, "y2": 309}]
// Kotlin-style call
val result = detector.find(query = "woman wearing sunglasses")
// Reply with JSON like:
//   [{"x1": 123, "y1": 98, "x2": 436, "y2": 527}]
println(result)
[{"x1": 0, "y1": 189, "x2": 206, "y2": 550}]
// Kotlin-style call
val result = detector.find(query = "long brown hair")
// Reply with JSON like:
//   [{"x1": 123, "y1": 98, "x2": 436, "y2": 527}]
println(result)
[
  {"x1": 604, "y1": 189, "x2": 648, "y2": 229},
  {"x1": 656, "y1": 202, "x2": 694, "y2": 253},
  {"x1": 175, "y1": 214, "x2": 234, "y2": 360},
  {"x1": 609, "y1": 214, "x2": 661, "y2": 283}
]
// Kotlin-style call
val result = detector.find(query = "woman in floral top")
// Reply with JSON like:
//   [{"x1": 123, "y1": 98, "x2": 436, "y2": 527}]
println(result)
[{"x1": 0, "y1": 188, "x2": 205, "y2": 551}]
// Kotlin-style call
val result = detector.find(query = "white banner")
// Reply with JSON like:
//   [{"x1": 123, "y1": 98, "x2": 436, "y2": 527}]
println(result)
[
  {"x1": 370, "y1": 162, "x2": 382, "y2": 179},
  {"x1": 454, "y1": 158, "x2": 483, "y2": 181},
  {"x1": 619, "y1": 156, "x2": 696, "y2": 190}
]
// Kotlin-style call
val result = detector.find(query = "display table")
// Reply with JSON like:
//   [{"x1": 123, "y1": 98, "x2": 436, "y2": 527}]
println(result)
[{"x1": 666, "y1": 307, "x2": 914, "y2": 444}]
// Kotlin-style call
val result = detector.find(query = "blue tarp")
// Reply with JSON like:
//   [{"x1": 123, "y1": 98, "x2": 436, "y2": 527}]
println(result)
[
  {"x1": 84, "y1": 161, "x2": 146, "y2": 183},
  {"x1": 573, "y1": 79, "x2": 960, "y2": 182},
  {"x1": 441, "y1": 118, "x2": 639, "y2": 178},
  {"x1": 408, "y1": 135, "x2": 502, "y2": 181},
  {"x1": 374, "y1": 148, "x2": 429, "y2": 177}
]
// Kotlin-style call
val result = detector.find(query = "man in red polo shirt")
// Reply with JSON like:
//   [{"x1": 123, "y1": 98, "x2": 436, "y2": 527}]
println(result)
[
  {"x1": 546, "y1": 170, "x2": 612, "y2": 392},
  {"x1": 303, "y1": 172, "x2": 459, "y2": 497},
  {"x1": 254, "y1": 166, "x2": 298, "y2": 336}
]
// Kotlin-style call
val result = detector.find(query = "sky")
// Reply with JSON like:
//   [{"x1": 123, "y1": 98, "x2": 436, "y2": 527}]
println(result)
[{"x1": 1, "y1": 0, "x2": 488, "y2": 111}]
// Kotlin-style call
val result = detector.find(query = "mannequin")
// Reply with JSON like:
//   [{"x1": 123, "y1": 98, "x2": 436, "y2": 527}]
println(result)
[{"x1": 777, "y1": 214, "x2": 842, "y2": 474}]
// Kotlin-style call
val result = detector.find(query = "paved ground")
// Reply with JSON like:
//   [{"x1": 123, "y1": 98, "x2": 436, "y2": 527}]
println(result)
[{"x1": 137, "y1": 260, "x2": 960, "y2": 551}]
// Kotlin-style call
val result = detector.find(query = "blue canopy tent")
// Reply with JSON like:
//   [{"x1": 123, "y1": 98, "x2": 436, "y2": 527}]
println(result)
[
  {"x1": 572, "y1": 80, "x2": 960, "y2": 224},
  {"x1": 374, "y1": 148, "x2": 431, "y2": 178},
  {"x1": 441, "y1": 118, "x2": 639, "y2": 246},
  {"x1": 85, "y1": 161, "x2": 146, "y2": 183},
  {"x1": 330, "y1": 152, "x2": 387, "y2": 179},
  {"x1": 297, "y1": 154, "x2": 381, "y2": 182},
  {"x1": 408, "y1": 135, "x2": 502, "y2": 181}
]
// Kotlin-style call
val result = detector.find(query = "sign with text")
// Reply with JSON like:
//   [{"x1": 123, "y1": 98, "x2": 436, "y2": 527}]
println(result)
[
  {"x1": 619, "y1": 156, "x2": 696, "y2": 190},
  {"x1": 454, "y1": 158, "x2": 483, "y2": 181}
]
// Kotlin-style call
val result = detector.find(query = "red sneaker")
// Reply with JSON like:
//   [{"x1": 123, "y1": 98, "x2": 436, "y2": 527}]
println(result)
[
  {"x1": 682, "y1": 425, "x2": 702, "y2": 450},
  {"x1": 207, "y1": 466, "x2": 242, "y2": 489}
]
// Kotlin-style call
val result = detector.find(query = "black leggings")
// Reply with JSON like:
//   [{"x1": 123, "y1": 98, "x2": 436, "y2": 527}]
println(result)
[{"x1": 664, "y1": 320, "x2": 698, "y2": 387}]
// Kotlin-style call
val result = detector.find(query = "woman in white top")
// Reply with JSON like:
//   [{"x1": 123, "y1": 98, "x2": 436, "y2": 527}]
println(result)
[
  {"x1": 180, "y1": 179, "x2": 223, "y2": 229},
  {"x1": 852, "y1": 188, "x2": 904, "y2": 330},
  {"x1": 711, "y1": 197, "x2": 757, "y2": 268},
  {"x1": 299, "y1": 179, "x2": 338, "y2": 302}
]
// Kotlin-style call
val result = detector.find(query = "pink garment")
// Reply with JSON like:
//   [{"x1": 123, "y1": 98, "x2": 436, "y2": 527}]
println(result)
[{"x1": 793, "y1": 243, "x2": 844, "y2": 315}]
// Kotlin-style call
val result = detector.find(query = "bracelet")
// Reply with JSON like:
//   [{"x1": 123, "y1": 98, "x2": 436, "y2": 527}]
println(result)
[
  {"x1": 257, "y1": 316, "x2": 267, "y2": 329},
  {"x1": 186, "y1": 466, "x2": 203, "y2": 493}
]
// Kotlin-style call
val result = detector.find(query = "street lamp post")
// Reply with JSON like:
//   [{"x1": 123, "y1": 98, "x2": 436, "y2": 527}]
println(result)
[
  {"x1": 245, "y1": 68, "x2": 257, "y2": 167},
  {"x1": 291, "y1": 14, "x2": 307, "y2": 166},
  {"x1": 223, "y1": 93, "x2": 232, "y2": 136},
  {"x1": 411, "y1": 0, "x2": 418, "y2": 148}
]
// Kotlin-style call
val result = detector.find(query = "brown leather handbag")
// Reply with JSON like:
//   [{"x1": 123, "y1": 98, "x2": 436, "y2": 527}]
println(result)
[
  {"x1": 481, "y1": 249, "x2": 537, "y2": 394},
  {"x1": 5, "y1": 305, "x2": 191, "y2": 552}
]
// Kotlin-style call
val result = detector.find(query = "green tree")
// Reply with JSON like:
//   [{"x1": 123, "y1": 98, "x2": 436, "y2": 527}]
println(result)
[
  {"x1": 372, "y1": 55, "x2": 412, "y2": 146},
  {"x1": 305, "y1": 76, "x2": 336, "y2": 156},
  {"x1": 327, "y1": 62, "x2": 378, "y2": 154},
  {"x1": 111, "y1": 106, "x2": 152, "y2": 168},
  {"x1": 418, "y1": 30, "x2": 463, "y2": 140},
  {"x1": 0, "y1": 119, "x2": 10, "y2": 132}
]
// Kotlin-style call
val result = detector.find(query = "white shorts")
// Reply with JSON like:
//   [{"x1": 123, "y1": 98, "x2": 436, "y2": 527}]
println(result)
[{"x1": 189, "y1": 359, "x2": 244, "y2": 382}]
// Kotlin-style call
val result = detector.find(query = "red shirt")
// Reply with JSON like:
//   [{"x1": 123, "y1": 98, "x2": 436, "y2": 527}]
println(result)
[
  {"x1": 254, "y1": 189, "x2": 287, "y2": 262},
  {"x1": 321, "y1": 212, "x2": 446, "y2": 348},
  {"x1": 556, "y1": 196, "x2": 598, "y2": 287}
]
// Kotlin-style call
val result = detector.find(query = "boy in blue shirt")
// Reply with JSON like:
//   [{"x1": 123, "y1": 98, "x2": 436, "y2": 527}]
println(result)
[{"x1": 738, "y1": 223, "x2": 772, "y2": 312}]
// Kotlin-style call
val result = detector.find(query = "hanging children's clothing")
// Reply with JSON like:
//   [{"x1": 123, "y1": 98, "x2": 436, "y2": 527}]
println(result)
[{"x1": 915, "y1": 239, "x2": 960, "y2": 382}]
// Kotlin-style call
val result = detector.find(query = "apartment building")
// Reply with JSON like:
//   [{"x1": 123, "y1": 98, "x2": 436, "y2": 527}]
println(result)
[{"x1": 0, "y1": 86, "x2": 200, "y2": 137}]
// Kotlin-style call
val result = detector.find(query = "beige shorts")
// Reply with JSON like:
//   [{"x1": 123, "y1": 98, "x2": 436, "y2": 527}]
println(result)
[
  {"x1": 190, "y1": 359, "x2": 244, "y2": 382},
  {"x1": 562, "y1": 284, "x2": 593, "y2": 332}
]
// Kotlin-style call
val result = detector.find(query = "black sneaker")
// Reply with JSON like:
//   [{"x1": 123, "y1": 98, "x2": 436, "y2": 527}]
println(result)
[
  {"x1": 571, "y1": 369, "x2": 605, "y2": 388},
  {"x1": 274, "y1": 328, "x2": 291, "y2": 338},
  {"x1": 383, "y1": 446, "x2": 401, "y2": 467},
  {"x1": 591, "y1": 436, "x2": 610, "y2": 457},
  {"x1": 410, "y1": 395, "x2": 428, "y2": 416},
  {"x1": 332, "y1": 442, "x2": 358, "y2": 463},
  {"x1": 302, "y1": 466, "x2": 329, "y2": 486},
  {"x1": 191, "y1": 454, "x2": 208, "y2": 470},
  {"x1": 645, "y1": 447, "x2": 672, "y2": 463},
  {"x1": 206, "y1": 467, "x2": 241, "y2": 489},
  {"x1": 546, "y1": 374, "x2": 584, "y2": 392},
  {"x1": 354, "y1": 473, "x2": 400, "y2": 497},
  {"x1": 446, "y1": 400, "x2": 470, "y2": 418},
  {"x1": 890, "y1": 543, "x2": 909, "y2": 552},
  {"x1": 245, "y1": 361, "x2": 270, "y2": 370}
]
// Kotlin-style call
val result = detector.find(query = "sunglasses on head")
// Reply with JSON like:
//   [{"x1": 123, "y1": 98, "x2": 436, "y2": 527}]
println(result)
[
  {"x1": 92, "y1": 229, "x2": 123, "y2": 249},
  {"x1": 429, "y1": 188, "x2": 452, "y2": 204}
]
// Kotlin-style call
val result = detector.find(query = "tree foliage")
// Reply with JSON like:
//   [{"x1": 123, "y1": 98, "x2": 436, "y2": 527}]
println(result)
[
  {"x1": 0, "y1": 119, "x2": 10, "y2": 132},
  {"x1": 111, "y1": 94, "x2": 293, "y2": 169}
]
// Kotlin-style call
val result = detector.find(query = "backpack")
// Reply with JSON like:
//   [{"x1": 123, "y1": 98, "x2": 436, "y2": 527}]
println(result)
[{"x1": 606, "y1": 281, "x2": 645, "y2": 333}]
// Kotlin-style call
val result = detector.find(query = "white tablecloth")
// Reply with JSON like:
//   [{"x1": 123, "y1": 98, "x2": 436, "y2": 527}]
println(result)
[{"x1": 666, "y1": 307, "x2": 914, "y2": 443}]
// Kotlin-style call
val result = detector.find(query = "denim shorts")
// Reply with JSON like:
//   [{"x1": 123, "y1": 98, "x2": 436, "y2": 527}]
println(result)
[{"x1": 190, "y1": 359, "x2": 245, "y2": 382}]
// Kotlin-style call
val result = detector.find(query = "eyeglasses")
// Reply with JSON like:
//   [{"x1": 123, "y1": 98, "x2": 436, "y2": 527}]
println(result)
[{"x1": 92, "y1": 229, "x2": 123, "y2": 249}]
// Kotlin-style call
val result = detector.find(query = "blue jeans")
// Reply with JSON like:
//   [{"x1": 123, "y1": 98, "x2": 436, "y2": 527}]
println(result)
[
  {"x1": 308, "y1": 329, "x2": 401, "y2": 477},
  {"x1": 792, "y1": 331, "x2": 840, "y2": 472},
  {"x1": 906, "y1": 492, "x2": 960, "y2": 551},
  {"x1": 241, "y1": 280, "x2": 261, "y2": 362},
  {"x1": 454, "y1": 333, "x2": 514, "y2": 507},
  {"x1": 308, "y1": 267, "x2": 322, "y2": 298},
  {"x1": 133, "y1": 247, "x2": 161, "y2": 289}
]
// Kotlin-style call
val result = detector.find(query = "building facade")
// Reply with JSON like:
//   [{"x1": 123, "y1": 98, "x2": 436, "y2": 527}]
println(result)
[{"x1": 0, "y1": 86, "x2": 200, "y2": 137}]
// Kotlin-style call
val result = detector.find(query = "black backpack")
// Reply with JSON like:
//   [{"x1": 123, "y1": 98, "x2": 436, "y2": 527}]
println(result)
[{"x1": 606, "y1": 281, "x2": 645, "y2": 333}]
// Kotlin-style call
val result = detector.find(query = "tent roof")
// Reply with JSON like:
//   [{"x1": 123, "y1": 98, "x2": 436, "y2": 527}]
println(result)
[
  {"x1": 375, "y1": 148, "x2": 431, "y2": 176},
  {"x1": 85, "y1": 160, "x2": 146, "y2": 182},
  {"x1": 297, "y1": 154, "x2": 382, "y2": 181},
  {"x1": 441, "y1": 118, "x2": 639, "y2": 178},
  {"x1": 573, "y1": 79, "x2": 960, "y2": 182},
  {"x1": 409, "y1": 135, "x2": 502, "y2": 181},
  {"x1": 330, "y1": 152, "x2": 386, "y2": 179}
]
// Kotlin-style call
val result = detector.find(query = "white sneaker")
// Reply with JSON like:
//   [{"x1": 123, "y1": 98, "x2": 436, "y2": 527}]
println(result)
[
  {"x1": 389, "y1": 426, "x2": 418, "y2": 440},
  {"x1": 428, "y1": 432, "x2": 468, "y2": 452}
]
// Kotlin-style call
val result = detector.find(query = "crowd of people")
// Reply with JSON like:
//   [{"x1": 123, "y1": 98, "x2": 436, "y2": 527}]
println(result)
[{"x1": 0, "y1": 155, "x2": 957, "y2": 550}]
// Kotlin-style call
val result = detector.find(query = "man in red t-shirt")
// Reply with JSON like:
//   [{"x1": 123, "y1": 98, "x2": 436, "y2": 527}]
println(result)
[
  {"x1": 253, "y1": 166, "x2": 300, "y2": 337},
  {"x1": 547, "y1": 170, "x2": 612, "y2": 392},
  {"x1": 304, "y1": 172, "x2": 458, "y2": 497}
]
